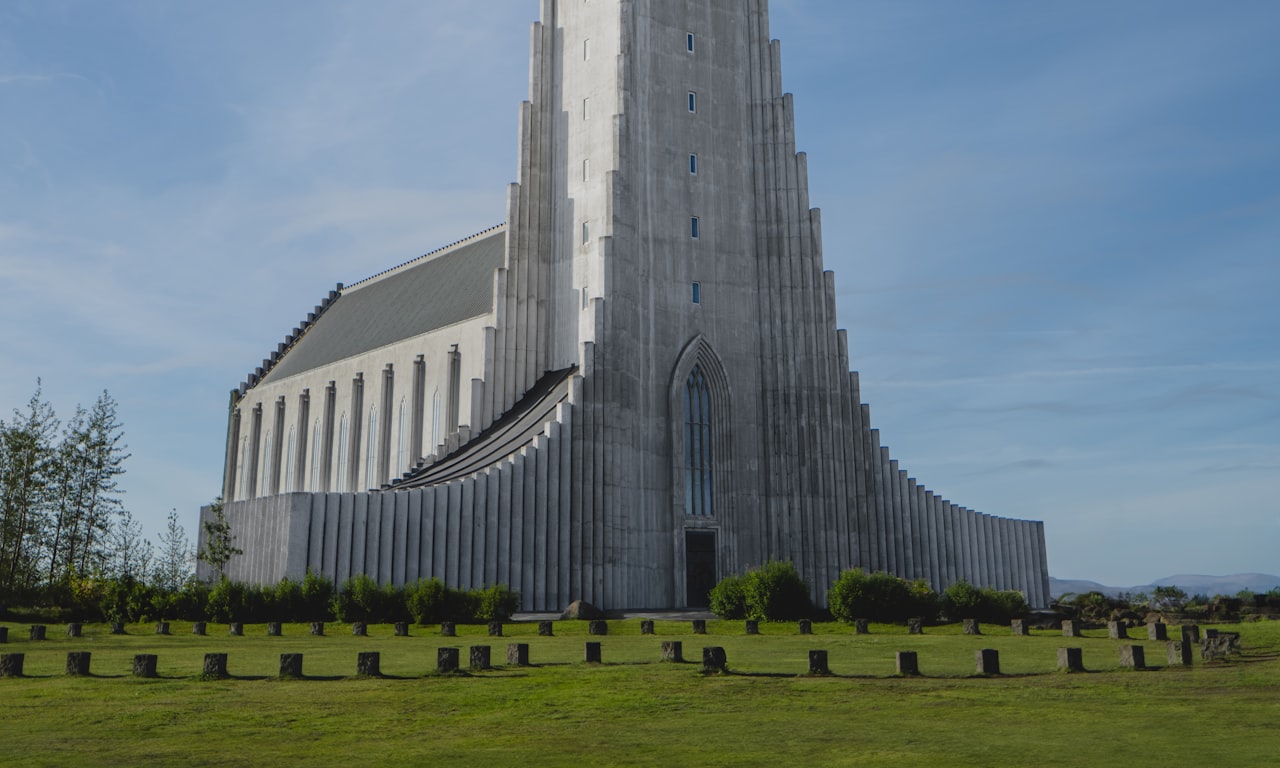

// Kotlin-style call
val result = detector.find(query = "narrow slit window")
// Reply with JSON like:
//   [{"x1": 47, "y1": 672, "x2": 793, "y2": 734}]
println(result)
[
  {"x1": 689, "y1": 154, "x2": 698, "y2": 175},
  {"x1": 582, "y1": 221, "x2": 590, "y2": 245},
  {"x1": 583, "y1": 158, "x2": 590, "y2": 181},
  {"x1": 583, "y1": 97, "x2": 591, "y2": 120},
  {"x1": 687, "y1": 33, "x2": 695, "y2": 53},
  {"x1": 584, "y1": 38, "x2": 591, "y2": 60},
  {"x1": 692, "y1": 282, "x2": 701, "y2": 304},
  {"x1": 690, "y1": 217, "x2": 700, "y2": 239},
  {"x1": 688, "y1": 92, "x2": 697, "y2": 113}
]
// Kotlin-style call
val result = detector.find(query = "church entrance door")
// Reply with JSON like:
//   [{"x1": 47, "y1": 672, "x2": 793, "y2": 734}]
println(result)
[{"x1": 685, "y1": 531, "x2": 716, "y2": 608}]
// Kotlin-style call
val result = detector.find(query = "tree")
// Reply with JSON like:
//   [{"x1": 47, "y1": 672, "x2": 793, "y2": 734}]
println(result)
[
  {"x1": 197, "y1": 497, "x2": 242, "y2": 581},
  {"x1": 1152, "y1": 585, "x2": 1188, "y2": 612},
  {"x1": 154, "y1": 509, "x2": 192, "y2": 592},
  {"x1": 105, "y1": 509, "x2": 153, "y2": 581},
  {"x1": 0, "y1": 383, "x2": 59, "y2": 595}
]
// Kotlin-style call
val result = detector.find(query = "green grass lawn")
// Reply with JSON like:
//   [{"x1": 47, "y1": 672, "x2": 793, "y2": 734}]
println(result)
[{"x1": 2, "y1": 619, "x2": 1278, "y2": 767}]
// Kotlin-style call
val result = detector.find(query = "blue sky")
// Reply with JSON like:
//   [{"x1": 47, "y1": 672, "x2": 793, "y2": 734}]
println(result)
[{"x1": 1, "y1": 1, "x2": 1276, "y2": 587}]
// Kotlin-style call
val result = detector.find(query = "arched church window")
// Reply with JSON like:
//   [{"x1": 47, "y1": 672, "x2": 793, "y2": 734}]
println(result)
[
  {"x1": 684, "y1": 365, "x2": 713, "y2": 516},
  {"x1": 365, "y1": 406, "x2": 378, "y2": 489},
  {"x1": 431, "y1": 389, "x2": 442, "y2": 452},
  {"x1": 336, "y1": 414, "x2": 349, "y2": 491},
  {"x1": 285, "y1": 427, "x2": 297, "y2": 492},
  {"x1": 237, "y1": 436, "x2": 249, "y2": 500},
  {"x1": 310, "y1": 419, "x2": 322, "y2": 491},
  {"x1": 397, "y1": 398, "x2": 409, "y2": 475},
  {"x1": 262, "y1": 430, "x2": 273, "y2": 496}
]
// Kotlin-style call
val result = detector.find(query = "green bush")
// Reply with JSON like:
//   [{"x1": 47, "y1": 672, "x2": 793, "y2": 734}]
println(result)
[
  {"x1": 405, "y1": 578, "x2": 452, "y2": 624},
  {"x1": 938, "y1": 580, "x2": 1027, "y2": 623},
  {"x1": 207, "y1": 578, "x2": 269, "y2": 623},
  {"x1": 472, "y1": 584, "x2": 520, "y2": 621},
  {"x1": 331, "y1": 574, "x2": 403, "y2": 623},
  {"x1": 709, "y1": 574, "x2": 747, "y2": 619},
  {"x1": 741, "y1": 561, "x2": 811, "y2": 621},
  {"x1": 828, "y1": 569, "x2": 940, "y2": 623}
]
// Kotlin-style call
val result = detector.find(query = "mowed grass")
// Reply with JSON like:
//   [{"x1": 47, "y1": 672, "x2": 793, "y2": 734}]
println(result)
[{"x1": 2, "y1": 619, "x2": 1278, "y2": 767}]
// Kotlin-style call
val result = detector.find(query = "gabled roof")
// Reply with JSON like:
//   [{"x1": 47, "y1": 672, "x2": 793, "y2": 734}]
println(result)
[{"x1": 259, "y1": 225, "x2": 506, "y2": 386}]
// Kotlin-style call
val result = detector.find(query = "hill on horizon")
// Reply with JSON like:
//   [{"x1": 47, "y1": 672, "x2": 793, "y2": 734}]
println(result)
[{"x1": 1049, "y1": 573, "x2": 1280, "y2": 600}]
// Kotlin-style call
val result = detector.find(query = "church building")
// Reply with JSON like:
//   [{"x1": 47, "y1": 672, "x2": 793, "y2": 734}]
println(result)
[{"x1": 200, "y1": 0, "x2": 1052, "y2": 610}]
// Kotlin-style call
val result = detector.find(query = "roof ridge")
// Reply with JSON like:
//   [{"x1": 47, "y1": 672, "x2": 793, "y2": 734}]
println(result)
[{"x1": 343, "y1": 223, "x2": 506, "y2": 292}]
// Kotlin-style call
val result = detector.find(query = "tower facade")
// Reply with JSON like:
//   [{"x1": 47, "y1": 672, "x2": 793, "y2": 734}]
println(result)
[{"x1": 203, "y1": 0, "x2": 1052, "y2": 610}]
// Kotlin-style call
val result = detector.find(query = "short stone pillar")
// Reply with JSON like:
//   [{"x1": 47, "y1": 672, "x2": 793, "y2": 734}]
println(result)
[
  {"x1": 661, "y1": 641, "x2": 684, "y2": 663},
  {"x1": 279, "y1": 653, "x2": 304, "y2": 678},
  {"x1": 584, "y1": 642, "x2": 602, "y2": 664},
  {"x1": 155, "y1": 621, "x2": 171, "y2": 636},
  {"x1": 855, "y1": 619, "x2": 870, "y2": 635},
  {"x1": 808, "y1": 650, "x2": 830, "y2": 675},
  {"x1": 310, "y1": 622, "x2": 325, "y2": 636},
  {"x1": 1147, "y1": 622, "x2": 1167, "y2": 641},
  {"x1": 470, "y1": 645, "x2": 492, "y2": 670},
  {"x1": 487, "y1": 621, "x2": 503, "y2": 637},
  {"x1": 976, "y1": 649, "x2": 1001, "y2": 675},
  {"x1": 507, "y1": 643, "x2": 530, "y2": 667},
  {"x1": 440, "y1": 622, "x2": 456, "y2": 637},
  {"x1": 1201, "y1": 632, "x2": 1241, "y2": 661},
  {"x1": 1107, "y1": 622, "x2": 1128, "y2": 640},
  {"x1": 1205, "y1": 628, "x2": 1219, "y2": 640},
  {"x1": 192, "y1": 622, "x2": 207, "y2": 636},
  {"x1": 589, "y1": 620, "x2": 608, "y2": 636},
  {"x1": 357, "y1": 652, "x2": 381, "y2": 677},
  {"x1": 395, "y1": 622, "x2": 410, "y2": 637},
  {"x1": 66, "y1": 652, "x2": 91, "y2": 676},
  {"x1": 437, "y1": 647, "x2": 460, "y2": 674},
  {"x1": 799, "y1": 619, "x2": 813, "y2": 635},
  {"x1": 702, "y1": 646, "x2": 728, "y2": 673},
  {"x1": 1058, "y1": 647, "x2": 1085, "y2": 672},
  {"x1": 1119, "y1": 644, "x2": 1145, "y2": 669},
  {"x1": 0, "y1": 627, "x2": 7, "y2": 644},
  {"x1": 133, "y1": 654, "x2": 158, "y2": 678},
  {"x1": 1182, "y1": 625, "x2": 1201, "y2": 644},
  {"x1": 1167, "y1": 641, "x2": 1193, "y2": 667},
  {"x1": 110, "y1": 622, "x2": 125, "y2": 635},
  {"x1": 66, "y1": 622, "x2": 83, "y2": 638},
  {"x1": 1061, "y1": 620, "x2": 1081, "y2": 638},
  {"x1": 352, "y1": 622, "x2": 368, "y2": 637},
  {"x1": 228, "y1": 623, "x2": 243, "y2": 636},
  {"x1": 1, "y1": 653, "x2": 25, "y2": 677},
  {"x1": 691, "y1": 619, "x2": 707, "y2": 635},
  {"x1": 1011, "y1": 619, "x2": 1029, "y2": 636},
  {"x1": 907, "y1": 618, "x2": 923, "y2": 635},
  {"x1": 29, "y1": 625, "x2": 46, "y2": 641},
  {"x1": 640, "y1": 620, "x2": 655, "y2": 636},
  {"x1": 895, "y1": 651, "x2": 920, "y2": 676},
  {"x1": 963, "y1": 619, "x2": 981, "y2": 636},
  {"x1": 538, "y1": 621, "x2": 554, "y2": 637},
  {"x1": 745, "y1": 620, "x2": 759, "y2": 635},
  {"x1": 203, "y1": 653, "x2": 229, "y2": 679},
  {"x1": 266, "y1": 622, "x2": 282, "y2": 637}
]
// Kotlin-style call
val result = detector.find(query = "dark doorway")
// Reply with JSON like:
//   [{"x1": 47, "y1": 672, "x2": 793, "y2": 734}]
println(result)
[{"x1": 685, "y1": 531, "x2": 717, "y2": 608}]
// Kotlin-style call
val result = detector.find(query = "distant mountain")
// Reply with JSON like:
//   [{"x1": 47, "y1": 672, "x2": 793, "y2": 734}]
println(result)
[{"x1": 1050, "y1": 573, "x2": 1280, "y2": 600}]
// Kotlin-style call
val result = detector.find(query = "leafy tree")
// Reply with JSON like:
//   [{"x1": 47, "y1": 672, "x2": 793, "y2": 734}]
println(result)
[
  {"x1": 154, "y1": 509, "x2": 192, "y2": 592},
  {"x1": 1152, "y1": 585, "x2": 1188, "y2": 612},
  {"x1": 197, "y1": 497, "x2": 242, "y2": 581},
  {"x1": 105, "y1": 509, "x2": 154, "y2": 581},
  {"x1": 0, "y1": 383, "x2": 59, "y2": 595}
]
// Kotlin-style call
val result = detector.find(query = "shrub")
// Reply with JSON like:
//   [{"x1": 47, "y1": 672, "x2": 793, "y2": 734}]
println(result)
[
  {"x1": 207, "y1": 578, "x2": 267, "y2": 623},
  {"x1": 709, "y1": 574, "x2": 747, "y2": 619},
  {"x1": 299, "y1": 570, "x2": 335, "y2": 621},
  {"x1": 740, "y1": 561, "x2": 811, "y2": 621},
  {"x1": 940, "y1": 580, "x2": 1026, "y2": 623},
  {"x1": 828, "y1": 569, "x2": 938, "y2": 623},
  {"x1": 406, "y1": 578, "x2": 452, "y2": 624},
  {"x1": 472, "y1": 584, "x2": 520, "y2": 621}
]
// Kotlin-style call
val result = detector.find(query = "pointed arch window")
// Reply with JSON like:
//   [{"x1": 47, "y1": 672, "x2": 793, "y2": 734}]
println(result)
[
  {"x1": 285, "y1": 427, "x2": 297, "y2": 492},
  {"x1": 336, "y1": 413, "x2": 349, "y2": 491},
  {"x1": 684, "y1": 365, "x2": 713, "y2": 516},
  {"x1": 310, "y1": 419, "x2": 323, "y2": 491},
  {"x1": 430, "y1": 388, "x2": 443, "y2": 452},
  {"x1": 397, "y1": 398, "x2": 409, "y2": 476},
  {"x1": 365, "y1": 405, "x2": 378, "y2": 489}
]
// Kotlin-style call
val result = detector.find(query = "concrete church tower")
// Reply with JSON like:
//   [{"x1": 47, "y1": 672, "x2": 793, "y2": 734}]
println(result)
[{"x1": 203, "y1": 0, "x2": 1052, "y2": 610}]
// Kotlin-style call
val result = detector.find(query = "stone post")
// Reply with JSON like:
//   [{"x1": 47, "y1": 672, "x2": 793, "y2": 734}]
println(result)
[
  {"x1": 963, "y1": 619, "x2": 981, "y2": 636},
  {"x1": 799, "y1": 619, "x2": 813, "y2": 635},
  {"x1": 702, "y1": 647, "x2": 728, "y2": 673},
  {"x1": 192, "y1": 622, "x2": 207, "y2": 636},
  {"x1": 279, "y1": 653, "x2": 304, "y2": 678},
  {"x1": 229, "y1": 623, "x2": 244, "y2": 636},
  {"x1": 66, "y1": 623, "x2": 82, "y2": 638},
  {"x1": 855, "y1": 619, "x2": 870, "y2": 635},
  {"x1": 907, "y1": 618, "x2": 923, "y2": 635},
  {"x1": 895, "y1": 651, "x2": 920, "y2": 676},
  {"x1": 266, "y1": 622, "x2": 282, "y2": 637},
  {"x1": 745, "y1": 620, "x2": 759, "y2": 635},
  {"x1": 440, "y1": 622, "x2": 456, "y2": 637},
  {"x1": 203, "y1": 653, "x2": 229, "y2": 679},
  {"x1": 133, "y1": 654, "x2": 158, "y2": 678},
  {"x1": 155, "y1": 622, "x2": 171, "y2": 636},
  {"x1": 1, "y1": 653, "x2": 24, "y2": 677},
  {"x1": 692, "y1": 620, "x2": 707, "y2": 635},
  {"x1": 469, "y1": 645, "x2": 492, "y2": 670},
  {"x1": 584, "y1": 642, "x2": 602, "y2": 664},
  {"x1": 110, "y1": 622, "x2": 125, "y2": 635},
  {"x1": 65, "y1": 652, "x2": 91, "y2": 676},
  {"x1": 29, "y1": 625, "x2": 46, "y2": 641},
  {"x1": 976, "y1": 649, "x2": 1000, "y2": 675},
  {"x1": 661, "y1": 641, "x2": 683, "y2": 662},
  {"x1": 1011, "y1": 619, "x2": 1029, "y2": 636},
  {"x1": 589, "y1": 620, "x2": 608, "y2": 636},
  {"x1": 808, "y1": 650, "x2": 830, "y2": 675},
  {"x1": 1119, "y1": 645, "x2": 1145, "y2": 669},
  {"x1": 0, "y1": 627, "x2": 6, "y2": 644},
  {"x1": 640, "y1": 620, "x2": 655, "y2": 635},
  {"x1": 1061, "y1": 620, "x2": 1081, "y2": 638},
  {"x1": 357, "y1": 652, "x2": 381, "y2": 677},
  {"x1": 1167, "y1": 641, "x2": 1192, "y2": 667},
  {"x1": 437, "y1": 647, "x2": 460, "y2": 673},
  {"x1": 1107, "y1": 622, "x2": 1128, "y2": 640},
  {"x1": 352, "y1": 622, "x2": 368, "y2": 636},
  {"x1": 1147, "y1": 622, "x2": 1167, "y2": 641},
  {"x1": 1057, "y1": 647, "x2": 1084, "y2": 672},
  {"x1": 395, "y1": 622, "x2": 410, "y2": 637},
  {"x1": 538, "y1": 621, "x2": 554, "y2": 637},
  {"x1": 1181, "y1": 625, "x2": 1200, "y2": 644},
  {"x1": 487, "y1": 622, "x2": 503, "y2": 637},
  {"x1": 507, "y1": 643, "x2": 530, "y2": 667},
  {"x1": 310, "y1": 622, "x2": 325, "y2": 636}
]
